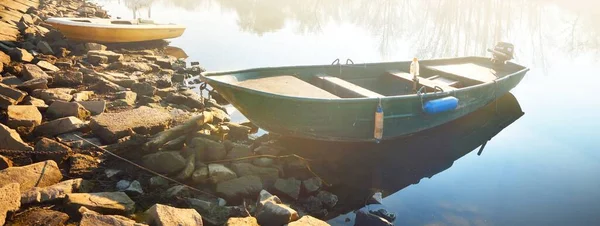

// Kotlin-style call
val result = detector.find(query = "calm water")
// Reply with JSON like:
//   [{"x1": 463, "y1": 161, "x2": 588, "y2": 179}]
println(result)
[{"x1": 92, "y1": 0, "x2": 600, "y2": 225}]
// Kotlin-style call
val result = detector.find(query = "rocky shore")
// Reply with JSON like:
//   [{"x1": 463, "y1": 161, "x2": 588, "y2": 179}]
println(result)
[{"x1": 0, "y1": 0, "x2": 400, "y2": 225}]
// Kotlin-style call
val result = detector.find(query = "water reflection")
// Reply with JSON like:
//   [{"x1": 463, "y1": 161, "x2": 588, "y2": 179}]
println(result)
[{"x1": 276, "y1": 93, "x2": 524, "y2": 225}]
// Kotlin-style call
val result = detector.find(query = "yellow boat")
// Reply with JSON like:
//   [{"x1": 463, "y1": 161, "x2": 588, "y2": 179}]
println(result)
[{"x1": 45, "y1": 17, "x2": 186, "y2": 43}]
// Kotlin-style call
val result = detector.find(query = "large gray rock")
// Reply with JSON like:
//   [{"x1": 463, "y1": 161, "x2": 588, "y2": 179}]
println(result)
[
  {"x1": 21, "y1": 64, "x2": 50, "y2": 81},
  {"x1": 31, "y1": 88, "x2": 75, "y2": 103},
  {"x1": 6, "y1": 105, "x2": 42, "y2": 129},
  {"x1": 66, "y1": 192, "x2": 135, "y2": 215},
  {"x1": 87, "y1": 50, "x2": 123, "y2": 62},
  {"x1": 47, "y1": 100, "x2": 91, "y2": 119},
  {"x1": 230, "y1": 163, "x2": 279, "y2": 187},
  {"x1": 90, "y1": 106, "x2": 171, "y2": 143},
  {"x1": 34, "y1": 116, "x2": 86, "y2": 137},
  {"x1": 191, "y1": 164, "x2": 237, "y2": 184},
  {"x1": 142, "y1": 151, "x2": 186, "y2": 174},
  {"x1": 273, "y1": 178, "x2": 301, "y2": 200},
  {"x1": 78, "y1": 100, "x2": 106, "y2": 115},
  {"x1": 0, "y1": 83, "x2": 27, "y2": 103},
  {"x1": 188, "y1": 137, "x2": 226, "y2": 161},
  {"x1": 0, "y1": 123, "x2": 33, "y2": 151},
  {"x1": 288, "y1": 216, "x2": 330, "y2": 226},
  {"x1": 255, "y1": 190, "x2": 299, "y2": 226},
  {"x1": 302, "y1": 177, "x2": 322, "y2": 194},
  {"x1": 216, "y1": 175, "x2": 263, "y2": 202},
  {"x1": 145, "y1": 204, "x2": 203, "y2": 226},
  {"x1": 0, "y1": 183, "x2": 21, "y2": 226},
  {"x1": 10, "y1": 209, "x2": 70, "y2": 226},
  {"x1": 21, "y1": 178, "x2": 92, "y2": 204},
  {"x1": 0, "y1": 160, "x2": 62, "y2": 190}
]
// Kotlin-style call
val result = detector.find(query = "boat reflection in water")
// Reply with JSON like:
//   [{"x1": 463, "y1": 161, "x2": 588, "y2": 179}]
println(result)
[{"x1": 278, "y1": 92, "x2": 524, "y2": 225}]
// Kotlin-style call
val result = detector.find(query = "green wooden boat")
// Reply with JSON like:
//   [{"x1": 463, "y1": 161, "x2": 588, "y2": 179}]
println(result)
[{"x1": 200, "y1": 47, "x2": 529, "y2": 142}]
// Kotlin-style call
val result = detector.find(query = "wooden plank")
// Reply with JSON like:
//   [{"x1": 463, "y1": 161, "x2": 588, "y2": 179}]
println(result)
[
  {"x1": 386, "y1": 71, "x2": 457, "y2": 91},
  {"x1": 0, "y1": 0, "x2": 31, "y2": 13},
  {"x1": 428, "y1": 63, "x2": 500, "y2": 83},
  {"x1": 235, "y1": 75, "x2": 340, "y2": 99},
  {"x1": 314, "y1": 75, "x2": 384, "y2": 98}
]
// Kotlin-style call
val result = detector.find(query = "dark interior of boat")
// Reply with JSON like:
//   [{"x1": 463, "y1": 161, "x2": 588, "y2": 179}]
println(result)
[{"x1": 215, "y1": 57, "x2": 525, "y2": 99}]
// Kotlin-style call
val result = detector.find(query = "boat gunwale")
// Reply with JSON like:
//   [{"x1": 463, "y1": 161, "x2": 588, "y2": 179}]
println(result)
[
  {"x1": 45, "y1": 17, "x2": 187, "y2": 30},
  {"x1": 200, "y1": 56, "x2": 530, "y2": 102}
]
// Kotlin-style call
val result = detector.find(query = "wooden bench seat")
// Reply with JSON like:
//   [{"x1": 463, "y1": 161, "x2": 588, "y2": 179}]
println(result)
[
  {"x1": 313, "y1": 75, "x2": 385, "y2": 98},
  {"x1": 386, "y1": 70, "x2": 457, "y2": 92}
]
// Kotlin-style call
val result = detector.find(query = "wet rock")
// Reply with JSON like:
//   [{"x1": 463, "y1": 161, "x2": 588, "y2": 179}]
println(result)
[
  {"x1": 176, "y1": 154, "x2": 196, "y2": 180},
  {"x1": 274, "y1": 178, "x2": 301, "y2": 200},
  {"x1": 6, "y1": 105, "x2": 42, "y2": 129},
  {"x1": 31, "y1": 88, "x2": 75, "y2": 103},
  {"x1": 78, "y1": 100, "x2": 106, "y2": 115},
  {"x1": 108, "y1": 61, "x2": 153, "y2": 72},
  {"x1": 36, "y1": 60, "x2": 60, "y2": 72},
  {"x1": 16, "y1": 77, "x2": 48, "y2": 92},
  {"x1": 47, "y1": 100, "x2": 91, "y2": 119},
  {"x1": 66, "y1": 192, "x2": 135, "y2": 215},
  {"x1": 21, "y1": 178, "x2": 91, "y2": 204},
  {"x1": 34, "y1": 116, "x2": 86, "y2": 137},
  {"x1": 317, "y1": 191, "x2": 338, "y2": 209},
  {"x1": 0, "y1": 183, "x2": 21, "y2": 226},
  {"x1": 53, "y1": 71, "x2": 83, "y2": 86},
  {"x1": 216, "y1": 175, "x2": 263, "y2": 202},
  {"x1": 225, "y1": 143, "x2": 253, "y2": 163},
  {"x1": 85, "y1": 43, "x2": 107, "y2": 51},
  {"x1": 73, "y1": 91, "x2": 94, "y2": 102},
  {"x1": 21, "y1": 64, "x2": 50, "y2": 81},
  {"x1": 145, "y1": 203, "x2": 203, "y2": 226},
  {"x1": 37, "y1": 41, "x2": 54, "y2": 55},
  {"x1": 225, "y1": 217, "x2": 259, "y2": 226},
  {"x1": 149, "y1": 176, "x2": 169, "y2": 188},
  {"x1": 191, "y1": 163, "x2": 237, "y2": 184},
  {"x1": 0, "y1": 123, "x2": 33, "y2": 151},
  {"x1": 303, "y1": 177, "x2": 322, "y2": 194},
  {"x1": 0, "y1": 160, "x2": 62, "y2": 190},
  {"x1": 90, "y1": 106, "x2": 171, "y2": 143},
  {"x1": 90, "y1": 78, "x2": 127, "y2": 93},
  {"x1": 0, "y1": 155, "x2": 12, "y2": 170},
  {"x1": 142, "y1": 151, "x2": 186, "y2": 174},
  {"x1": 69, "y1": 154, "x2": 99, "y2": 176},
  {"x1": 188, "y1": 137, "x2": 226, "y2": 161},
  {"x1": 131, "y1": 82, "x2": 157, "y2": 96},
  {"x1": 116, "y1": 90, "x2": 137, "y2": 105},
  {"x1": 255, "y1": 190, "x2": 299, "y2": 226},
  {"x1": 10, "y1": 48, "x2": 33, "y2": 62},
  {"x1": 230, "y1": 163, "x2": 279, "y2": 188},
  {"x1": 355, "y1": 210, "x2": 393, "y2": 226},
  {"x1": 10, "y1": 208, "x2": 69, "y2": 226},
  {"x1": 288, "y1": 216, "x2": 330, "y2": 226},
  {"x1": 0, "y1": 83, "x2": 27, "y2": 103},
  {"x1": 87, "y1": 50, "x2": 123, "y2": 63}
]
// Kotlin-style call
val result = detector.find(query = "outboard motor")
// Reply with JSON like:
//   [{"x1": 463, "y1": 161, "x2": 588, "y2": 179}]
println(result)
[{"x1": 487, "y1": 42, "x2": 514, "y2": 64}]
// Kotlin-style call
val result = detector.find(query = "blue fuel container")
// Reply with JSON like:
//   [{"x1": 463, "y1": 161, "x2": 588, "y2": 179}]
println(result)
[{"x1": 423, "y1": 96, "x2": 459, "y2": 114}]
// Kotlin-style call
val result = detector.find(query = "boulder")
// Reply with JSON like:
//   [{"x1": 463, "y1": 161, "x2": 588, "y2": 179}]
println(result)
[
  {"x1": 87, "y1": 50, "x2": 123, "y2": 62},
  {"x1": 79, "y1": 210, "x2": 147, "y2": 226},
  {"x1": 230, "y1": 163, "x2": 279, "y2": 187},
  {"x1": 0, "y1": 94, "x2": 17, "y2": 109},
  {"x1": 37, "y1": 41, "x2": 54, "y2": 55},
  {"x1": 225, "y1": 143, "x2": 253, "y2": 163},
  {"x1": 22, "y1": 96, "x2": 47, "y2": 108},
  {"x1": 131, "y1": 82, "x2": 157, "y2": 96},
  {"x1": 85, "y1": 43, "x2": 107, "y2": 51},
  {"x1": 0, "y1": 51, "x2": 11, "y2": 66},
  {"x1": 208, "y1": 107, "x2": 230, "y2": 123},
  {"x1": 149, "y1": 176, "x2": 169, "y2": 188},
  {"x1": 163, "y1": 185, "x2": 192, "y2": 198},
  {"x1": 9, "y1": 209, "x2": 69, "y2": 226},
  {"x1": 288, "y1": 216, "x2": 330, "y2": 226},
  {"x1": 1, "y1": 76, "x2": 23, "y2": 87},
  {"x1": 317, "y1": 191, "x2": 338, "y2": 209},
  {"x1": 145, "y1": 204, "x2": 203, "y2": 226},
  {"x1": 16, "y1": 77, "x2": 48, "y2": 92},
  {"x1": 138, "y1": 95, "x2": 161, "y2": 105},
  {"x1": 273, "y1": 178, "x2": 301, "y2": 200},
  {"x1": 31, "y1": 88, "x2": 75, "y2": 103},
  {"x1": 78, "y1": 100, "x2": 106, "y2": 115},
  {"x1": 165, "y1": 93, "x2": 204, "y2": 109},
  {"x1": 11, "y1": 48, "x2": 33, "y2": 62},
  {"x1": 21, "y1": 64, "x2": 50, "y2": 81},
  {"x1": 191, "y1": 164, "x2": 237, "y2": 184},
  {"x1": 142, "y1": 151, "x2": 186, "y2": 174},
  {"x1": 53, "y1": 71, "x2": 84, "y2": 86},
  {"x1": 0, "y1": 183, "x2": 21, "y2": 226},
  {"x1": 0, "y1": 83, "x2": 27, "y2": 103},
  {"x1": 90, "y1": 78, "x2": 126, "y2": 93},
  {"x1": 72, "y1": 91, "x2": 94, "y2": 102},
  {"x1": 34, "y1": 137, "x2": 71, "y2": 163},
  {"x1": 0, "y1": 160, "x2": 62, "y2": 190},
  {"x1": 298, "y1": 196, "x2": 326, "y2": 218},
  {"x1": 225, "y1": 217, "x2": 259, "y2": 226},
  {"x1": 253, "y1": 157, "x2": 274, "y2": 167},
  {"x1": 6, "y1": 105, "x2": 42, "y2": 128},
  {"x1": 36, "y1": 60, "x2": 60, "y2": 72},
  {"x1": 116, "y1": 180, "x2": 143, "y2": 196},
  {"x1": 0, "y1": 155, "x2": 12, "y2": 170},
  {"x1": 188, "y1": 137, "x2": 226, "y2": 161},
  {"x1": 47, "y1": 100, "x2": 91, "y2": 119},
  {"x1": 302, "y1": 177, "x2": 322, "y2": 194},
  {"x1": 116, "y1": 90, "x2": 137, "y2": 105},
  {"x1": 69, "y1": 154, "x2": 99, "y2": 176},
  {"x1": 66, "y1": 192, "x2": 135, "y2": 215},
  {"x1": 21, "y1": 178, "x2": 92, "y2": 204},
  {"x1": 34, "y1": 116, "x2": 86, "y2": 137},
  {"x1": 186, "y1": 198, "x2": 232, "y2": 225},
  {"x1": 172, "y1": 73, "x2": 185, "y2": 83},
  {"x1": 87, "y1": 55, "x2": 108, "y2": 65},
  {"x1": 216, "y1": 175, "x2": 263, "y2": 202},
  {"x1": 90, "y1": 106, "x2": 171, "y2": 143},
  {"x1": 255, "y1": 190, "x2": 299, "y2": 226},
  {"x1": 0, "y1": 123, "x2": 33, "y2": 151},
  {"x1": 56, "y1": 132, "x2": 102, "y2": 149}
]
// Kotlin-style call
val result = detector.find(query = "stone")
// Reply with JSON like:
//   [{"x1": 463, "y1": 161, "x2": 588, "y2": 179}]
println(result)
[
  {"x1": 225, "y1": 144, "x2": 253, "y2": 162},
  {"x1": 188, "y1": 137, "x2": 226, "y2": 161},
  {"x1": 131, "y1": 82, "x2": 157, "y2": 97},
  {"x1": 191, "y1": 163, "x2": 237, "y2": 184},
  {"x1": 274, "y1": 178, "x2": 301, "y2": 200},
  {"x1": 87, "y1": 50, "x2": 123, "y2": 62},
  {"x1": 166, "y1": 93, "x2": 204, "y2": 109},
  {"x1": 66, "y1": 192, "x2": 135, "y2": 215},
  {"x1": 85, "y1": 43, "x2": 107, "y2": 51},
  {"x1": 36, "y1": 60, "x2": 60, "y2": 72},
  {"x1": 355, "y1": 210, "x2": 393, "y2": 226},
  {"x1": 225, "y1": 217, "x2": 259, "y2": 226},
  {"x1": 34, "y1": 116, "x2": 86, "y2": 137},
  {"x1": 0, "y1": 183, "x2": 21, "y2": 226},
  {"x1": 31, "y1": 88, "x2": 75, "y2": 103},
  {"x1": 138, "y1": 95, "x2": 161, "y2": 105},
  {"x1": 208, "y1": 107, "x2": 230, "y2": 123},
  {"x1": 54, "y1": 59, "x2": 74, "y2": 68},
  {"x1": 164, "y1": 185, "x2": 192, "y2": 198},
  {"x1": 317, "y1": 191, "x2": 338, "y2": 209},
  {"x1": 117, "y1": 90, "x2": 137, "y2": 105},
  {"x1": 73, "y1": 91, "x2": 94, "y2": 102},
  {"x1": 16, "y1": 77, "x2": 48, "y2": 92},
  {"x1": 20, "y1": 178, "x2": 91, "y2": 204},
  {"x1": 47, "y1": 100, "x2": 91, "y2": 119},
  {"x1": 254, "y1": 145, "x2": 282, "y2": 156},
  {"x1": 37, "y1": 41, "x2": 54, "y2": 55},
  {"x1": 53, "y1": 71, "x2": 83, "y2": 86},
  {"x1": 34, "y1": 137, "x2": 71, "y2": 156},
  {"x1": 104, "y1": 169, "x2": 122, "y2": 179},
  {"x1": 0, "y1": 51, "x2": 11, "y2": 66},
  {"x1": 145, "y1": 204, "x2": 203, "y2": 226},
  {"x1": 216, "y1": 175, "x2": 263, "y2": 202},
  {"x1": 90, "y1": 78, "x2": 127, "y2": 93},
  {"x1": 22, "y1": 96, "x2": 47, "y2": 108},
  {"x1": 0, "y1": 83, "x2": 27, "y2": 103},
  {"x1": 0, "y1": 155, "x2": 12, "y2": 170},
  {"x1": 288, "y1": 216, "x2": 330, "y2": 226},
  {"x1": 69, "y1": 154, "x2": 99, "y2": 176},
  {"x1": 11, "y1": 48, "x2": 33, "y2": 62},
  {"x1": 108, "y1": 61, "x2": 153, "y2": 72},
  {"x1": 186, "y1": 197, "x2": 232, "y2": 224},
  {"x1": 118, "y1": 180, "x2": 143, "y2": 195},
  {"x1": 230, "y1": 163, "x2": 279, "y2": 188},
  {"x1": 253, "y1": 157, "x2": 274, "y2": 167},
  {"x1": 255, "y1": 190, "x2": 299, "y2": 226},
  {"x1": 6, "y1": 105, "x2": 42, "y2": 128},
  {"x1": 21, "y1": 64, "x2": 51, "y2": 81},
  {"x1": 149, "y1": 176, "x2": 169, "y2": 188},
  {"x1": 56, "y1": 132, "x2": 102, "y2": 149},
  {"x1": 172, "y1": 73, "x2": 185, "y2": 83},
  {"x1": 176, "y1": 154, "x2": 196, "y2": 180},
  {"x1": 0, "y1": 94, "x2": 17, "y2": 109},
  {"x1": 299, "y1": 196, "x2": 326, "y2": 218},
  {"x1": 78, "y1": 100, "x2": 106, "y2": 115},
  {"x1": 10, "y1": 209, "x2": 69, "y2": 226},
  {"x1": 1, "y1": 76, "x2": 23, "y2": 86},
  {"x1": 90, "y1": 106, "x2": 171, "y2": 143},
  {"x1": 303, "y1": 177, "x2": 322, "y2": 194},
  {"x1": 142, "y1": 151, "x2": 186, "y2": 174},
  {"x1": 79, "y1": 210, "x2": 147, "y2": 226},
  {"x1": 0, "y1": 123, "x2": 33, "y2": 151},
  {"x1": 87, "y1": 54, "x2": 108, "y2": 65},
  {"x1": 0, "y1": 160, "x2": 62, "y2": 190},
  {"x1": 156, "y1": 79, "x2": 172, "y2": 88}
]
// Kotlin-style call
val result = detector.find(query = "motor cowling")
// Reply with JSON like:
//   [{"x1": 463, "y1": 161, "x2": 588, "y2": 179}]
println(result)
[{"x1": 488, "y1": 42, "x2": 514, "y2": 64}]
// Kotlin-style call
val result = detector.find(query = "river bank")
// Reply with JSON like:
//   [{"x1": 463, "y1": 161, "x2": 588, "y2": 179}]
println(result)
[{"x1": 0, "y1": 0, "x2": 370, "y2": 225}]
